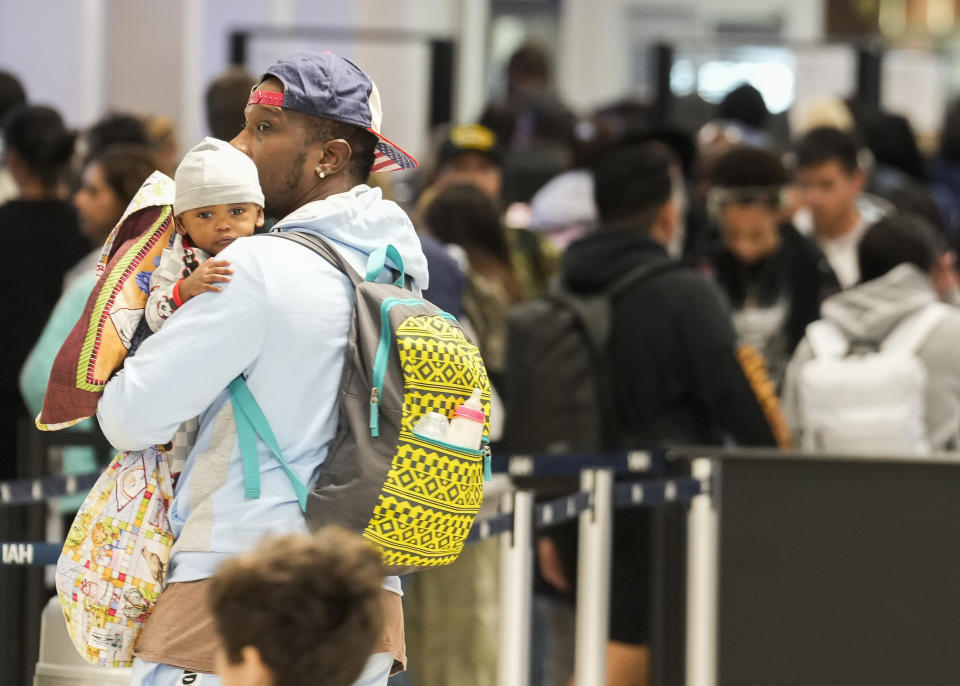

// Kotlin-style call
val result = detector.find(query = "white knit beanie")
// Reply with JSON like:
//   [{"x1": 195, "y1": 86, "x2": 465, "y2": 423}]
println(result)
[{"x1": 173, "y1": 137, "x2": 264, "y2": 216}]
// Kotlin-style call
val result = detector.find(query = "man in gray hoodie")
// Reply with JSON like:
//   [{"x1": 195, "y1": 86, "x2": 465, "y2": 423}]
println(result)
[
  {"x1": 783, "y1": 213, "x2": 960, "y2": 452},
  {"x1": 99, "y1": 52, "x2": 423, "y2": 686}
]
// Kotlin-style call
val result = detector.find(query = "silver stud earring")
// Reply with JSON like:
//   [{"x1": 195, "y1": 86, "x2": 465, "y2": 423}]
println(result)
[{"x1": 318, "y1": 171, "x2": 326, "y2": 179}]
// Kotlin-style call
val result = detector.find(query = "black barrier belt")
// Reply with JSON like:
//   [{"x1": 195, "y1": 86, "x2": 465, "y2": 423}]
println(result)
[
  {"x1": 0, "y1": 542, "x2": 61, "y2": 566},
  {"x1": 464, "y1": 476, "x2": 707, "y2": 544},
  {"x1": 535, "y1": 491, "x2": 593, "y2": 529},
  {"x1": 2, "y1": 477, "x2": 709, "y2": 564},
  {"x1": 465, "y1": 512, "x2": 515, "y2": 543},
  {"x1": 491, "y1": 449, "x2": 669, "y2": 478},
  {"x1": 0, "y1": 473, "x2": 100, "y2": 506},
  {"x1": 613, "y1": 476, "x2": 706, "y2": 510},
  {"x1": 0, "y1": 449, "x2": 673, "y2": 507}
]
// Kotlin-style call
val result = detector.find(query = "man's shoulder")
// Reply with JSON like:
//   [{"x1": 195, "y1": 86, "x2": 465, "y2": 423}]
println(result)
[
  {"x1": 624, "y1": 260, "x2": 709, "y2": 294},
  {"x1": 221, "y1": 233, "x2": 321, "y2": 265},
  {"x1": 221, "y1": 233, "x2": 352, "y2": 287}
]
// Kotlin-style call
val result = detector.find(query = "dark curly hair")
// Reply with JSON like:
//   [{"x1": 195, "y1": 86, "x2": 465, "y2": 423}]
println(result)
[{"x1": 209, "y1": 528, "x2": 384, "y2": 686}]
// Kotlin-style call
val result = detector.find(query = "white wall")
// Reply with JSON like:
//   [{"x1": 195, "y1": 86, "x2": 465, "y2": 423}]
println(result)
[
  {"x1": 0, "y1": 0, "x2": 88, "y2": 126},
  {"x1": 0, "y1": 0, "x2": 473, "y2": 161}
]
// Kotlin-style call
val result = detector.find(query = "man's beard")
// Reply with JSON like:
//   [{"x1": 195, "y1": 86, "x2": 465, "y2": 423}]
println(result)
[{"x1": 264, "y1": 150, "x2": 308, "y2": 220}]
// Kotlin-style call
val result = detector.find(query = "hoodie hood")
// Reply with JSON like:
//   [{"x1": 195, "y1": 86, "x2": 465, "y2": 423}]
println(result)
[
  {"x1": 562, "y1": 228, "x2": 669, "y2": 295},
  {"x1": 272, "y1": 184, "x2": 428, "y2": 290},
  {"x1": 820, "y1": 263, "x2": 937, "y2": 343}
]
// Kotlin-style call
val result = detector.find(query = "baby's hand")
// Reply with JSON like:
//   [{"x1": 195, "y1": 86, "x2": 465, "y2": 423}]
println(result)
[{"x1": 179, "y1": 259, "x2": 233, "y2": 302}]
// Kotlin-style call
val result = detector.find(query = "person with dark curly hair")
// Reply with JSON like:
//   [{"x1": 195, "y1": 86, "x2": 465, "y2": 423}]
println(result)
[{"x1": 210, "y1": 528, "x2": 385, "y2": 686}]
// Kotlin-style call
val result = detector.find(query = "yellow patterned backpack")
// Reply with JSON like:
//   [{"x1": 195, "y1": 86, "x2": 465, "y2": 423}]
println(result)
[{"x1": 230, "y1": 231, "x2": 491, "y2": 574}]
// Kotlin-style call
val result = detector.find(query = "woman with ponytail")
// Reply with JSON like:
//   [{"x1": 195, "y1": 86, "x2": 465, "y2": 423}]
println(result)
[{"x1": 0, "y1": 104, "x2": 88, "y2": 479}]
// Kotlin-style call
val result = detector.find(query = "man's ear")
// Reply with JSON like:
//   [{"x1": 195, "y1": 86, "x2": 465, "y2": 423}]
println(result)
[
  {"x1": 851, "y1": 168, "x2": 867, "y2": 194},
  {"x1": 240, "y1": 645, "x2": 274, "y2": 685},
  {"x1": 3, "y1": 149, "x2": 24, "y2": 177},
  {"x1": 316, "y1": 138, "x2": 352, "y2": 179},
  {"x1": 255, "y1": 207, "x2": 265, "y2": 228},
  {"x1": 174, "y1": 215, "x2": 187, "y2": 235},
  {"x1": 654, "y1": 197, "x2": 679, "y2": 241}
]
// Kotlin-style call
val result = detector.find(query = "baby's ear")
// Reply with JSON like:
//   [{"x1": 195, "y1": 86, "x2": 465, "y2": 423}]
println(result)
[
  {"x1": 174, "y1": 215, "x2": 187, "y2": 235},
  {"x1": 255, "y1": 207, "x2": 265, "y2": 228}
]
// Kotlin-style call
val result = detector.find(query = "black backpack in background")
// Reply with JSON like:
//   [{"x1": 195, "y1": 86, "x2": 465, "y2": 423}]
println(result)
[{"x1": 502, "y1": 260, "x2": 675, "y2": 458}]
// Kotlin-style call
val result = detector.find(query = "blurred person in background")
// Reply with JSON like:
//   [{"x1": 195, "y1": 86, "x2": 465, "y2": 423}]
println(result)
[
  {"x1": 19, "y1": 143, "x2": 159, "y2": 510},
  {"x1": 716, "y1": 83, "x2": 772, "y2": 144},
  {"x1": 423, "y1": 183, "x2": 523, "y2": 383},
  {"x1": 205, "y1": 66, "x2": 256, "y2": 141},
  {"x1": 536, "y1": 142, "x2": 775, "y2": 686},
  {"x1": 69, "y1": 143, "x2": 159, "y2": 284},
  {"x1": 859, "y1": 109, "x2": 943, "y2": 230},
  {"x1": 782, "y1": 213, "x2": 960, "y2": 453},
  {"x1": 418, "y1": 123, "x2": 557, "y2": 298},
  {"x1": 422, "y1": 122, "x2": 504, "y2": 201},
  {"x1": 0, "y1": 70, "x2": 27, "y2": 205},
  {"x1": 82, "y1": 111, "x2": 150, "y2": 163},
  {"x1": 700, "y1": 146, "x2": 838, "y2": 386},
  {"x1": 144, "y1": 114, "x2": 179, "y2": 176},
  {"x1": 793, "y1": 126, "x2": 887, "y2": 288},
  {"x1": 527, "y1": 164, "x2": 597, "y2": 251},
  {"x1": 928, "y1": 99, "x2": 960, "y2": 247},
  {"x1": 790, "y1": 96, "x2": 856, "y2": 138},
  {"x1": 480, "y1": 43, "x2": 576, "y2": 204},
  {"x1": 0, "y1": 104, "x2": 86, "y2": 479},
  {"x1": 697, "y1": 84, "x2": 773, "y2": 157}
]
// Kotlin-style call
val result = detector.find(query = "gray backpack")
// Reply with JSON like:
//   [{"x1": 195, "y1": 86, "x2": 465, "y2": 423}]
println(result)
[
  {"x1": 230, "y1": 231, "x2": 492, "y2": 573},
  {"x1": 503, "y1": 260, "x2": 675, "y2": 456}
]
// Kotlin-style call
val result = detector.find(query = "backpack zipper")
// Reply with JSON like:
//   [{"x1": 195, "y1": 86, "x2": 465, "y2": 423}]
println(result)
[{"x1": 370, "y1": 297, "x2": 425, "y2": 437}]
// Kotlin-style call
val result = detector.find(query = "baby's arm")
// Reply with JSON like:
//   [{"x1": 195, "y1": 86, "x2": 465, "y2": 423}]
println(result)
[
  {"x1": 145, "y1": 247, "x2": 187, "y2": 332},
  {"x1": 146, "y1": 241, "x2": 232, "y2": 332}
]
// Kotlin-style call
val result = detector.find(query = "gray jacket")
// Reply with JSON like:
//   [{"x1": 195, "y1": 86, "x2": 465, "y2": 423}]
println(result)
[{"x1": 782, "y1": 264, "x2": 960, "y2": 451}]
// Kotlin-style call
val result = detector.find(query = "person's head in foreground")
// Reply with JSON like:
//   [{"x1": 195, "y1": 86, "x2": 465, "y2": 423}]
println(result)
[
  {"x1": 173, "y1": 136, "x2": 265, "y2": 255},
  {"x1": 210, "y1": 527, "x2": 385, "y2": 686},
  {"x1": 231, "y1": 51, "x2": 416, "y2": 220}
]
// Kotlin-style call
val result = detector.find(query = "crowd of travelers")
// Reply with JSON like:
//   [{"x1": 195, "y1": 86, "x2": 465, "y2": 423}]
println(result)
[{"x1": 4, "y1": 40, "x2": 960, "y2": 686}]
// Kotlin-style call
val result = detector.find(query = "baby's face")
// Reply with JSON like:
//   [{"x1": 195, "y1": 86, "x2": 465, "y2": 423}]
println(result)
[{"x1": 177, "y1": 203, "x2": 264, "y2": 254}]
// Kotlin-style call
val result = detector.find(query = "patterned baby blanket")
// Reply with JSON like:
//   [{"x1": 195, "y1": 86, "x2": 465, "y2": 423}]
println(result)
[{"x1": 37, "y1": 172, "x2": 176, "y2": 429}]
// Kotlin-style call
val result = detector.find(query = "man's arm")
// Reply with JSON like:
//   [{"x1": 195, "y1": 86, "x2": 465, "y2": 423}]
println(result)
[{"x1": 98, "y1": 242, "x2": 268, "y2": 450}]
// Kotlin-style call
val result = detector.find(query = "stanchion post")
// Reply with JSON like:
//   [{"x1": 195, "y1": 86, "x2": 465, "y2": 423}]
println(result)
[
  {"x1": 498, "y1": 490, "x2": 534, "y2": 686},
  {"x1": 685, "y1": 458, "x2": 718, "y2": 686},
  {"x1": 574, "y1": 468, "x2": 613, "y2": 686}
]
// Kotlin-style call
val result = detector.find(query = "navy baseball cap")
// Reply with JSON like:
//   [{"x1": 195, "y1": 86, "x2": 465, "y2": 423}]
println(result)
[{"x1": 249, "y1": 51, "x2": 417, "y2": 173}]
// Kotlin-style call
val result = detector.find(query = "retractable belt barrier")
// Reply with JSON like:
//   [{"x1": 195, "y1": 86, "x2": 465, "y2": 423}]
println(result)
[
  {"x1": 2, "y1": 448, "x2": 712, "y2": 686},
  {"x1": 0, "y1": 447, "x2": 704, "y2": 572},
  {"x1": 0, "y1": 476, "x2": 704, "y2": 564}
]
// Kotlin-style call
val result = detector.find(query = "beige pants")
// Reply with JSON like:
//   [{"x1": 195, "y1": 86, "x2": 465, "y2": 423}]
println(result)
[{"x1": 135, "y1": 579, "x2": 406, "y2": 674}]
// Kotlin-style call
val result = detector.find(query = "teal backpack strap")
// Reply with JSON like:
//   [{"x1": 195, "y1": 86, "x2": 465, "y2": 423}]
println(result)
[
  {"x1": 365, "y1": 244, "x2": 406, "y2": 287},
  {"x1": 230, "y1": 377, "x2": 261, "y2": 500},
  {"x1": 228, "y1": 376, "x2": 310, "y2": 511}
]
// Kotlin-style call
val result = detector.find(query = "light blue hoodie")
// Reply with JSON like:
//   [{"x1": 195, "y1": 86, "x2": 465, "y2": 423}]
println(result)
[{"x1": 97, "y1": 185, "x2": 427, "y2": 591}]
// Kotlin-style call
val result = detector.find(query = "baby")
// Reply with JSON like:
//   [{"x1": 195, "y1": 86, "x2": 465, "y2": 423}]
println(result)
[{"x1": 145, "y1": 137, "x2": 264, "y2": 331}]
